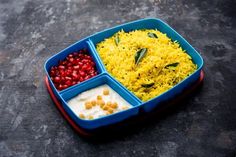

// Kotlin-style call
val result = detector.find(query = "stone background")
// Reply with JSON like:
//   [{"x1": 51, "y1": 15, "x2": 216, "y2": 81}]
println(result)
[{"x1": 0, "y1": 0, "x2": 236, "y2": 157}]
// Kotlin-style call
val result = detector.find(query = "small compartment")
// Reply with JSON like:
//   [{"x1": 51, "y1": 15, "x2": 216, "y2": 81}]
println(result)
[
  {"x1": 59, "y1": 73, "x2": 141, "y2": 129},
  {"x1": 44, "y1": 39, "x2": 105, "y2": 94}
]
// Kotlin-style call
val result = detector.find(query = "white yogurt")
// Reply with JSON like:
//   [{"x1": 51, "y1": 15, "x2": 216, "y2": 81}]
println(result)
[{"x1": 67, "y1": 84, "x2": 132, "y2": 120}]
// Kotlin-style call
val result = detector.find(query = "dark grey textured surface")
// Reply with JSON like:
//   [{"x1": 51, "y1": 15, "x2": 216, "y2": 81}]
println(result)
[{"x1": 0, "y1": 0, "x2": 236, "y2": 157}]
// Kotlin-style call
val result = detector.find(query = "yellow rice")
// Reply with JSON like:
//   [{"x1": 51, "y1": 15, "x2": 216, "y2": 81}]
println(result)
[{"x1": 96, "y1": 29, "x2": 197, "y2": 101}]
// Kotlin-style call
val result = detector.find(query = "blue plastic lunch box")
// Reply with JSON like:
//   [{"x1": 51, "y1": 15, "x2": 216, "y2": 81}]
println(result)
[{"x1": 44, "y1": 18, "x2": 204, "y2": 129}]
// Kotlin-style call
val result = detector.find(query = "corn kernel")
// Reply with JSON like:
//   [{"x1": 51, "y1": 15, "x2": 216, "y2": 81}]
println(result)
[
  {"x1": 97, "y1": 100, "x2": 105, "y2": 107},
  {"x1": 97, "y1": 95, "x2": 102, "y2": 100},
  {"x1": 88, "y1": 115, "x2": 93, "y2": 120},
  {"x1": 79, "y1": 114, "x2": 85, "y2": 119},
  {"x1": 111, "y1": 102, "x2": 118, "y2": 109},
  {"x1": 106, "y1": 101, "x2": 112, "y2": 107},
  {"x1": 103, "y1": 88, "x2": 109, "y2": 95},
  {"x1": 102, "y1": 105, "x2": 109, "y2": 111},
  {"x1": 85, "y1": 102, "x2": 92, "y2": 109},
  {"x1": 91, "y1": 100, "x2": 96, "y2": 106},
  {"x1": 107, "y1": 108, "x2": 114, "y2": 114}
]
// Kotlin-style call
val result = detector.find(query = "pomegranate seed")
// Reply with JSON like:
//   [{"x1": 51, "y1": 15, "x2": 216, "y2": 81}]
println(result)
[
  {"x1": 58, "y1": 65, "x2": 65, "y2": 70},
  {"x1": 50, "y1": 70, "x2": 55, "y2": 76},
  {"x1": 79, "y1": 77, "x2": 84, "y2": 82},
  {"x1": 54, "y1": 76, "x2": 60, "y2": 83},
  {"x1": 69, "y1": 58, "x2": 74, "y2": 63},
  {"x1": 81, "y1": 65, "x2": 88, "y2": 71},
  {"x1": 79, "y1": 70, "x2": 85, "y2": 77},
  {"x1": 63, "y1": 84, "x2": 68, "y2": 89},
  {"x1": 58, "y1": 84, "x2": 63, "y2": 90},
  {"x1": 67, "y1": 64, "x2": 72, "y2": 68},
  {"x1": 59, "y1": 70, "x2": 65, "y2": 76},
  {"x1": 61, "y1": 77, "x2": 65, "y2": 82},
  {"x1": 65, "y1": 80, "x2": 72, "y2": 86},
  {"x1": 65, "y1": 76, "x2": 72, "y2": 81},
  {"x1": 68, "y1": 66, "x2": 73, "y2": 70},
  {"x1": 72, "y1": 73, "x2": 79, "y2": 80},
  {"x1": 77, "y1": 62, "x2": 83, "y2": 66},
  {"x1": 73, "y1": 65, "x2": 80, "y2": 70},
  {"x1": 84, "y1": 75, "x2": 89, "y2": 80}
]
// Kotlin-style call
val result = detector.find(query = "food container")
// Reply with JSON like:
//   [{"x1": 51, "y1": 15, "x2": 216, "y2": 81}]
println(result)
[{"x1": 44, "y1": 18, "x2": 204, "y2": 130}]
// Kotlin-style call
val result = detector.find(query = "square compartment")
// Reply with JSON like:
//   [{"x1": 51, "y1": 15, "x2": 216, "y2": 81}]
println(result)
[
  {"x1": 59, "y1": 73, "x2": 141, "y2": 129},
  {"x1": 44, "y1": 39, "x2": 105, "y2": 98}
]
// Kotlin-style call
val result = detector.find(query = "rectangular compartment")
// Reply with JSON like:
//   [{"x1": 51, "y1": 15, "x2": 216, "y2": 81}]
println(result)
[
  {"x1": 44, "y1": 39, "x2": 106, "y2": 100},
  {"x1": 59, "y1": 73, "x2": 141, "y2": 129},
  {"x1": 88, "y1": 18, "x2": 204, "y2": 112}
]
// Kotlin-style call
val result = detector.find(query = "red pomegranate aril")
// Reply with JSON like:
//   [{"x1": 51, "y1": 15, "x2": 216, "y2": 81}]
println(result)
[
  {"x1": 90, "y1": 73, "x2": 95, "y2": 77},
  {"x1": 84, "y1": 75, "x2": 89, "y2": 80},
  {"x1": 79, "y1": 70, "x2": 85, "y2": 77},
  {"x1": 62, "y1": 85, "x2": 68, "y2": 89},
  {"x1": 58, "y1": 84, "x2": 63, "y2": 90},
  {"x1": 54, "y1": 76, "x2": 60, "y2": 83},
  {"x1": 81, "y1": 64, "x2": 88, "y2": 71},
  {"x1": 61, "y1": 76, "x2": 65, "y2": 82},
  {"x1": 58, "y1": 65, "x2": 65, "y2": 70},
  {"x1": 69, "y1": 58, "x2": 74, "y2": 63},
  {"x1": 50, "y1": 70, "x2": 55, "y2": 76},
  {"x1": 72, "y1": 70, "x2": 78, "y2": 74},
  {"x1": 59, "y1": 70, "x2": 65, "y2": 76},
  {"x1": 65, "y1": 70, "x2": 70, "y2": 76},
  {"x1": 87, "y1": 65, "x2": 92, "y2": 71},
  {"x1": 65, "y1": 80, "x2": 71, "y2": 86},
  {"x1": 81, "y1": 59, "x2": 88, "y2": 63},
  {"x1": 73, "y1": 65, "x2": 80, "y2": 70},
  {"x1": 68, "y1": 54, "x2": 73, "y2": 58},
  {"x1": 67, "y1": 66, "x2": 73, "y2": 70},
  {"x1": 75, "y1": 58, "x2": 80, "y2": 62},
  {"x1": 79, "y1": 77, "x2": 84, "y2": 82},
  {"x1": 67, "y1": 62, "x2": 73, "y2": 67},
  {"x1": 65, "y1": 76, "x2": 72, "y2": 81},
  {"x1": 72, "y1": 81, "x2": 76, "y2": 85},
  {"x1": 72, "y1": 73, "x2": 79, "y2": 80},
  {"x1": 90, "y1": 62, "x2": 95, "y2": 67},
  {"x1": 78, "y1": 62, "x2": 83, "y2": 66}
]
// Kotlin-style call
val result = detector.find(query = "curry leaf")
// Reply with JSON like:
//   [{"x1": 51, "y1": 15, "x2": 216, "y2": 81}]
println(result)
[
  {"x1": 165, "y1": 62, "x2": 179, "y2": 68},
  {"x1": 115, "y1": 35, "x2": 120, "y2": 46},
  {"x1": 141, "y1": 83, "x2": 155, "y2": 88},
  {"x1": 147, "y1": 32, "x2": 158, "y2": 38},
  {"x1": 135, "y1": 48, "x2": 147, "y2": 65}
]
